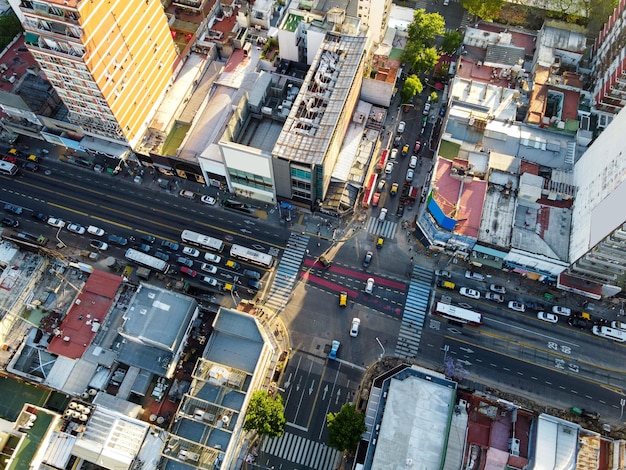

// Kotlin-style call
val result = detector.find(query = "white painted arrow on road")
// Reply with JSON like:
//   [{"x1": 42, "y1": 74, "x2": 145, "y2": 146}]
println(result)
[
  {"x1": 244, "y1": 220, "x2": 256, "y2": 225},
  {"x1": 296, "y1": 376, "x2": 302, "y2": 392},
  {"x1": 322, "y1": 384, "x2": 328, "y2": 400},
  {"x1": 335, "y1": 390, "x2": 341, "y2": 404},
  {"x1": 284, "y1": 373, "x2": 292, "y2": 389},
  {"x1": 309, "y1": 380, "x2": 315, "y2": 395},
  {"x1": 457, "y1": 359, "x2": 472, "y2": 366},
  {"x1": 459, "y1": 347, "x2": 474, "y2": 354},
  {"x1": 240, "y1": 229, "x2": 252, "y2": 234}
]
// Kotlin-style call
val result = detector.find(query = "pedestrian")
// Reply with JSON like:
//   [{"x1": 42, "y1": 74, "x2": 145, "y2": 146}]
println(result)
[
  {"x1": 317, "y1": 242, "x2": 321, "y2": 247},
  {"x1": 306, "y1": 249, "x2": 310, "y2": 255}
]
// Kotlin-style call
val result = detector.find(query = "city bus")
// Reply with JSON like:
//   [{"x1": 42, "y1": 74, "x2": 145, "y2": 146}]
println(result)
[
  {"x1": 434, "y1": 302, "x2": 482, "y2": 326},
  {"x1": 180, "y1": 230, "x2": 224, "y2": 252},
  {"x1": 125, "y1": 248, "x2": 170, "y2": 274},
  {"x1": 229, "y1": 244, "x2": 274, "y2": 268},
  {"x1": 0, "y1": 161, "x2": 18, "y2": 176}
]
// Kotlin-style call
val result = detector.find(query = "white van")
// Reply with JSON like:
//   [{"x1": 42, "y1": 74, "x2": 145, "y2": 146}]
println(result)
[
  {"x1": 409, "y1": 156, "x2": 418, "y2": 169},
  {"x1": 592, "y1": 325, "x2": 626, "y2": 342},
  {"x1": 379, "y1": 208, "x2": 388, "y2": 221}
]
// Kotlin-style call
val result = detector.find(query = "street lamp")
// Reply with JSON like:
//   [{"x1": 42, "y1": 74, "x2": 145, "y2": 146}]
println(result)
[{"x1": 620, "y1": 398, "x2": 625, "y2": 420}]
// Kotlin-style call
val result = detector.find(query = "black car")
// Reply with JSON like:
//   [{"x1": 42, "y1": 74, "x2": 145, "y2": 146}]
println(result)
[
  {"x1": 108, "y1": 234, "x2": 128, "y2": 246},
  {"x1": 140, "y1": 235, "x2": 156, "y2": 244},
  {"x1": 154, "y1": 251, "x2": 170, "y2": 262},
  {"x1": 31, "y1": 212, "x2": 48, "y2": 222},
  {"x1": 568, "y1": 316, "x2": 593, "y2": 330},
  {"x1": 136, "y1": 243, "x2": 151, "y2": 253},
  {"x1": 4, "y1": 203, "x2": 23, "y2": 215},
  {"x1": 1, "y1": 217, "x2": 19, "y2": 227},
  {"x1": 161, "y1": 240, "x2": 179, "y2": 250},
  {"x1": 23, "y1": 162, "x2": 39, "y2": 172}
]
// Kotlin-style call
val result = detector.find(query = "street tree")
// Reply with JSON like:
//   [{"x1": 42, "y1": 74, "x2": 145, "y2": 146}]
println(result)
[
  {"x1": 461, "y1": 0, "x2": 504, "y2": 21},
  {"x1": 243, "y1": 390, "x2": 286, "y2": 439},
  {"x1": 401, "y1": 9, "x2": 445, "y2": 74},
  {"x1": 441, "y1": 30, "x2": 463, "y2": 56},
  {"x1": 327, "y1": 403, "x2": 367, "y2": 454},
  {"x1": 400, "y1": 75, "x2": 423, "y2": 104},
  {"x1": 0, "y1": 13, "x2": 23, "y2": 51}
]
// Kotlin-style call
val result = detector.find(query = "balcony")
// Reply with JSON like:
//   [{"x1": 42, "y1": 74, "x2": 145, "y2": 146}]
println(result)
[{"x1": 25, "y1": 34, "x2": 85, "y2": 59}]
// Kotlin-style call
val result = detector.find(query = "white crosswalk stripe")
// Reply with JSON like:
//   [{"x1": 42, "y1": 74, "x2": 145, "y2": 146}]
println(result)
[
  {"x1": 262, "y1": 432, "x2": 342, "y2": 469},
  {"x1": 395, "y1": 265, "x2": 433, "y2": 359},
  {"x1": 364, "y1": 216, "x2": 398, "y2": 239},
  {"x1": 264, "y1": 233, "x2": 309, "y2": 312}
]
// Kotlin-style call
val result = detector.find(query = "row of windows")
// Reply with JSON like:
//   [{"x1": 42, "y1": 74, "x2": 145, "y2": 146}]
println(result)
[
  {"x1": 229, "y1": 169, "x2": 273, "y2": 191},
  {"x1": 291, "y1": 167, "x2": 311, "y2": 180}
]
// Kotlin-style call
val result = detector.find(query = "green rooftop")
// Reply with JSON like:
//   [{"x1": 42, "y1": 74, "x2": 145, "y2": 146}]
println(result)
[
  {"x1": 8, "y1": 408, "x2": 55, "y2": 470},
  {"x1": 283, "y1": 13, "x2": 304, "y2": 32}
]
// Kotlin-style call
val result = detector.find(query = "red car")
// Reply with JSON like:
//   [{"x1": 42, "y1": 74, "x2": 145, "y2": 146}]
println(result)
[
  {"x1": 180, "y1": 266, "x2": 197, "y2": 278},
  {"x1": 372, "y1": 192, "x2": 381, "y2": 207},
  {"x1": 413, "y1": 141, "x2": 421, "y2": 153},
  {"x1": 2, "y1": 155, "x2": 17, "y2": 164}
]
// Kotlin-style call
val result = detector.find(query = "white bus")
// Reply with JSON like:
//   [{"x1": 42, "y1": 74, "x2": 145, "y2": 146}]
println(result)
[
  {"x1": 180, "y1": 230, "x2": 224, "y2": 252},
  {"x1": 125, "y1": 248, "x2": 170, "y2": 274},
  {"x1": 230, "y1": 244, "x2": 274, "y2": 268},
  {"x1": 434, "y1": 302, "x2": 482, "y2": 326},
  {"x1": 0, "y1": 161, "x2": 18, "y2": 176}
]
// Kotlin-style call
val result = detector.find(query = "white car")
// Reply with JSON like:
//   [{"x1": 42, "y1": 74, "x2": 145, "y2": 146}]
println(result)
[
  {"x1": 537, "y1": 311, "x2": 558, "y2": 323},
  {"x1": 365, "y1": 277, "x2": 375, "y2": 294},
  {"x1": 435, "y1": 270, "x2": 451, "y2": 278},
  {"x1": 47, "y1": 217, "x2": 65, "y2": 228},
  {"x1": 423, "y1": 102, "x2": 431, "y2": 115},
  {"x1": 485, "y1": 292, "x2": 504, "y2": 303},
  {"x1": 489, "y1": 284, "x2": 506, "y2": 294},
  {"x1": 202, "y1": 276, "x2": 218, "y2": 286},
  {"x1": 201, "y1": 195, "x2": 216, "y2": 205},
  {"x1": 552, "y1": 306, "x2": 572, "y2": 316},
  {"x1": 460, "y1": 287, "x2": 480, "y2": 299},
  {"x1": 90, "y1": 240, "x2": 108, "y2": 251},
  {"x1": 406, "y1": 169, "x2": 414, "y2": 182},
  {"x1": 204, "y1": 252, "x2": 222, "y2": 264},
  {"x1": 350, "y1": 318, "x2": 361, "y2": 337},
  {"x1": 409, "y1": 156, "x2": 418, "y2": 169},
  {"x1": 66, "y1": 223, "x2": 86, "y2": 235},
  {"x1": 397, "y1": 121, "x2": 406, "y2": 133},
  {"x1": 385, "y1": 161, "x2": 394, "y2": 174},
  {"x1": 87, "y1": 225, "x2": 105, "y2": 236},
  {"x1": 179, "y1": 190, "x2": 196, "y2": 199},
  {"x1": 182, "y1": 246, "x2": 200, "y2": 257},
  {"x1": 508, "y1": 301, "x2": 526, "y2": 312},
  {"x1": 201, "y1": 263, "x2": 218, "y2": 274},
  {"x1": 390, "y1": 149, "x2": 398, "y2": 161}
]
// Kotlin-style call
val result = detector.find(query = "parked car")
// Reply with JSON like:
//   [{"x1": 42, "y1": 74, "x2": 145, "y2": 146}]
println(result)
[
  {"x1": 154, "y1": 251, "x2": 170, "y2": 262},
  {"x1": 390, "y1": 149, "x2": 398, "y2": 161},
  {"x1": 179, "y1": 190, "x2": 196, "y2": 199},
  {"x1": 90, "y1": 240, "x2": 108, "y2": 251},
  {"x1": 423, "y1": 102, "x2": 431, "y2": 115},
  {"x1": 365, "y1": 277, "x2": 375, "y2": 294},
  {"x1": 4, "y1": 204, "x2": 23, "y2": 215},
  {"x1": 23, "y1": 162, "x2": 38, "y2": 172},
  {"x1": 489, "y1": 284, "x2": 506, "y2": 294},
  {"x1": 568, "y1": 316, "x2": 593, "y2": 330},
  {"x1": 363, "y1": 251, "x2": 373, "y2": 268},
  {"x1": 537, "y1": 311, "x2": 558, "y2": 323},
  {"x1": 66, "y1": 223, "x2": 86, "y2": 235},
  {"x1": 406, "y1": 169, "x2": 414, "y2": 182},
  {"x1": 201, "y1": 263, "x2": 218, "y2": 274},
  {"x1": 47, "y1": 217, "x2": 65, "y2": 228},
  {"x1": 371, "y1": 192, "x2": 381, "y2": 207},
  {"x1": 1, "y1": 217, "x2": 19, "y2": 227},
  {"x1": 414, "y1": 141, "x2": 421, "y2": 153},
  {"x1": 136, "y1": 243, "x2": 151, "y2": 253},
  {"x1": 31, "y1": 212, "x2": 47, "y2": 222},
  {"x1": 350, "y1": 318, "x2": 361, "y2": 337},
  {"x1": 508, "y1": 301, "x2": 526, "y2": 312},
  {"x1": 180, "y1": 266, "x2": 197, "y2": 277},
  {"x1": 177, "y1": 257, "x2": 194, "y2": 268},
  {"x1": 435, "y1": 270, "x2": 451, "y2": 278},
  {"x1": 393, "y1": 135, "x2": 402, "y2": 148},
  {"x1": 328, "y1": 340, "x2": 340, "y2": 360},
  {"x1": 397, "y1": 121, "x2": 406, "y2": 133},
  {"x1": 460, "y1": 287, "x2": 480, "y2": 299},
  {"x1": 182, "y1": 246, "x2": 200, "y2": 257},
  {"x1": 552, "y1": 306, "x2": 572, "y2": 316},
  {"x1": 401, "y1": 144, "x2": 409, "y2": 157},
  {"x1": 465, "y1": 271, "x2": 485, "y2": 281},
  {"x1": 108, "y1": 235, "x2": 128, "y2": 246},
  {"x1": 485, "y1": 292, "x2": 504, "y2": 303},
  {"x1": 385, "y1": 161, "x2": 394, "y2": 174},
  {"x1": 87, "y1": 226, "x2": 105, "y2": 236},
  {"x1": 409, "y1": 156, "x2": 418, "y2": 169},
  {"x1": 377, "y1": 180, "x2": 386, "y2": 192},
  {"x1": 204, "y1": 252, "x2": 222, "y2": 264},
  {"x1": 161, "y1": 240, "x2": 180, "y2": 251},
  {"x1": 201, "y1": 195, "x2": 216, "y2": 205},
  {"x1": 2, "y1": 155, "x2": 17, "y2": 164}
]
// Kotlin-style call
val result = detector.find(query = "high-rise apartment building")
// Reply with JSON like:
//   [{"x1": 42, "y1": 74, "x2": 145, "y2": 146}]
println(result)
[
  {"x1": 356, "y1": 0, "x2": 392, "y2": 44},
  {"x1": 17, "y1": 0, "x2": 179, "y2": 148},
  {"x1": 591, "y1": 0, "x2": 626, "y2": 129}
]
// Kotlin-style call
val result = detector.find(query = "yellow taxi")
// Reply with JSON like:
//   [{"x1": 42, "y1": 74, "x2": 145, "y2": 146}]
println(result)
[{"x1": 339, "y1": 291, "x2": 348, "y2": 307}]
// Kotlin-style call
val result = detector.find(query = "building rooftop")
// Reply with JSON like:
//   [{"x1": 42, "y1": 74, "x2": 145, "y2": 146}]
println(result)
[{"x1": 273, "y1": 33, "x2": 367, "y2": 165}]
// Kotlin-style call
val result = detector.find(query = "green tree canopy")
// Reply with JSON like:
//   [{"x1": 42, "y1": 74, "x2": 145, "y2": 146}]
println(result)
[
  {"x1": 461, "y1": 0, "x2": 504, "y2": 21},
  {"x1": 243, "y1": 390, "x2": 286, "y2": 439},
  {"x1": 400, "y1": 75, "x2": 423, "y2": 104},
  {"x1": 0, "y1": 13, "x2": 23, "y2": 51},
  {"x1": 406, "y1": 9, "x2": 446, "y2": 48},
  {"x1": 441, "y1": 30, "x2": 463, "y2": 55},
  {"x1": 327, "y1": 403, "x2": 366, "y2": 454}
]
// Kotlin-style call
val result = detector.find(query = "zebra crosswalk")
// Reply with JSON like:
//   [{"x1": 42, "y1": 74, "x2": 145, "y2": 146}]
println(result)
[
  {"x1": 364, "y1": 216, "x2": 398, "y2": 239},
  {"x1": 261, "y1": 431, "x2": 341, "y2": 470},
  {"x1": 264, "y1": 232, "x2": 309, "y2": 313},
  {"x1": 395, "y1": 265, "x2": 433, "y2": 359}
]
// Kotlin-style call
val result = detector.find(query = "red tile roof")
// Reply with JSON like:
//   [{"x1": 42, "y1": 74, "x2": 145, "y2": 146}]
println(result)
[{"x1": 48, "y1": 270, "x2": 122, "y2": 360}]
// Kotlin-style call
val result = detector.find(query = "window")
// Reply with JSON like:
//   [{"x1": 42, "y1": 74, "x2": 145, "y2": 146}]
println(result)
[{"x1": 228, "y1": 169, "x2": 273, "y2": 191}]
